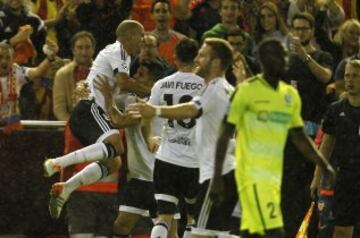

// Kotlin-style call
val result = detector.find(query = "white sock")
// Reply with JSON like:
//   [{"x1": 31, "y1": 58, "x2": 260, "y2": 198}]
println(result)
[
  {"x1": 150, "y1": 221, "x2": 169, "y2": 238},
  {"x1": 64, "y1": 162, "x2": 106, "y2": 194},
  {"x1": 182, "y1": 224, "x2": 194, "y2": 238},
  {"x1": 55, "y1": 142, "x2": 109, "y2": 168}
]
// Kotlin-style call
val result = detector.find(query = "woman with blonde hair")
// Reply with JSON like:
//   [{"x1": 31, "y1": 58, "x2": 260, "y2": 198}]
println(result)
[{"x1": 317, "y1": 18, "x2": 360, "y2": 70}]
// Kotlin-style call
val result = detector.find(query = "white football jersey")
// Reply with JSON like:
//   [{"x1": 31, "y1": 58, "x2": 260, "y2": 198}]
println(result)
[
  {"x1": 149, "y1": 71, "x2": 205, "y2": 168},
  {"x1": 124, "y1": 95, "x2": 160, "y2": 181},
  {"x1": 193, "y1": 77, "x2": 236, "y2": 183},
  {"x1": 86, "y1": 41, "x2": 131, "y2": 112}
]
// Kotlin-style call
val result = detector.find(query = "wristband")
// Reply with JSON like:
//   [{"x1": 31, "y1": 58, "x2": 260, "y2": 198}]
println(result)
[
  {"x1": 304, "y1": 54, "x2": 311, "y2": 64},
  {"x1": 155, "y1": 107, "x2": 162, "y2": 117}
]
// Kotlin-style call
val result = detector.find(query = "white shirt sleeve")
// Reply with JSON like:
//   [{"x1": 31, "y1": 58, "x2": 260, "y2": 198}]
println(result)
[
  {"x1": 192, "y1": 84, "x2": 216, "y2": 115},
  {"x1": 149, "y1": 81, "x2": 162, "y2": 105}
]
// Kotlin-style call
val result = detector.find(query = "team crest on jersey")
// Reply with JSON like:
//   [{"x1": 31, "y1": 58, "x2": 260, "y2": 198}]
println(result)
[
  {"x1": 284, "y1": 93, "x2": 292, "y2": 106},
  {"x1": 121, "y1": 62, "x2": 128, "y2": 71}
]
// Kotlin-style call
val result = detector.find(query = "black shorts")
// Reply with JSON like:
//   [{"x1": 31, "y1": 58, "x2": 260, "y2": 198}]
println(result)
[
  {"x1": 119, "y1": 178, "x2": 157, "y2": 218},
  {"x1": 194, "y1": 170, "x2": 238, "y2": 232},
  {"x1": 153, "y1": 159, "x2": 200, "y2": 214},
  {"x1": 66, "y1": 191, "x2": 118, "y2": 235},
  {"x1": 69, "y1": 100, "x2": 119, "y2": 146},
  {"x1": 334, "y1": 167, "x2": 360, "y2": 226}
]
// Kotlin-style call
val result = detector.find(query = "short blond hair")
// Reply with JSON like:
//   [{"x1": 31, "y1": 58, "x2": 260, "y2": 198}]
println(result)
[
  {"x1": 116, "y1": 20, "x2": 144, "y2": 39},
  {"x1": 333, "y1": 19, "x2": 360, "y2": 46},
  {"x1": 346, "y1": 59, "x2": 360, "y2": 70}
]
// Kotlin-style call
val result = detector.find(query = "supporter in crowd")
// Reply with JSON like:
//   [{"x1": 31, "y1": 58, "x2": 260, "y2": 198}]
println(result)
[
  {"x1": 55, "y1": 2, "x2": 82, "y2": 58},
  {"x1": 241, "y1": 0, "x2": 278, "y2": 35},
  {"x1": 253, "y1": 2, "x2": 289, "y2": 48},
  {"x1": 130, "y1": 0, "x2": 182, "y2": 32},
  {"x1": 287, "y1": 0, "x2": 345, "y2": 37},
  {"x1": 28, "y1": 0, "x2": 66, "y2": 42},
  {"x1": 53, "y1": 31, "x2": 95, "y2": 121},
  {"x1": 316, "y1": 18, "x2": 360, "y2": 73},
  {"x1": 130, "y1": 32, "x2": 174, "y2": 79},
  {"x1": 283, "y1": 12, "x2": 333, "y2": 238},
  {"x1": 177, "y1": 0, "x2": 221, "y2": 42},
  {"x1": 150, "y1": 0, "x2": 186, "y2": 68},
  {"x1": 225, "y1": 28, "x2": 260, "y2": 86},
  {"x1": 334, "y1": 31, "x2": 360, "y2": 96},
  {"x1": 0, "y1": 40, "x2": 58, "y2": 122},
  {"x1": 76, "y1": 0, "x2": 130, "y2": 54},
  {"x1": 0, "y1": 0, "x2": 47, "y2": 64}
]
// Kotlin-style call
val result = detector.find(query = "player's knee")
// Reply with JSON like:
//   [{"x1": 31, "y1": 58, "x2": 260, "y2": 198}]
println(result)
[
  {"x1": 104, "y1": 134, "x2": 124, "y2": 156},
  {"x1": 113, "y1": 218, "x2": 132, "y2": 235}
]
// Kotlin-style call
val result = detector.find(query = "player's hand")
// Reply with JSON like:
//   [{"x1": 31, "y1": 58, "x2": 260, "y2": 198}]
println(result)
[
  {"x1": 128, "y1": 100, "x2": 156, "y2": 118},
  {"x1": 209, "y1": 176, "x2": 225, "y2": 206},
  {"x1": 148, "y1": 136, "x2": 161, "y2": 153}
]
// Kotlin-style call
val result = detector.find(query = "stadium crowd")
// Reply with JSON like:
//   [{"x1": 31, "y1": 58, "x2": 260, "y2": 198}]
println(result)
[{"x1": 0, "y1": 0, "x2": 359, "y2": 237}]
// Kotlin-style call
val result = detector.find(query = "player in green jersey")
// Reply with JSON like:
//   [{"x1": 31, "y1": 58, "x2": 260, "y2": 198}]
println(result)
[{"x1": 210, "y1": 39, "x2": 336, "y2": 238}]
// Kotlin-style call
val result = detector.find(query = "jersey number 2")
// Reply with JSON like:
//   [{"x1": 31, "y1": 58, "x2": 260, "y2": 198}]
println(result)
[{"x1": 164, "y1": 94, "x2": 196, "y2": 129}]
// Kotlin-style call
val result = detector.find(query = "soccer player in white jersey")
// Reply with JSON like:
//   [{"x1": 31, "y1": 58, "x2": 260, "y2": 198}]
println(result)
[
  {"x1": 42, "y1": 20, "x2": 146, "y2": 219},
  {"x1": 94, "y1": 59, "x2": 168, "y2": 238},
  {"x1": 136, "y1": 38, "x2": 205, "y2": 238},
  {"x1": 129, "y1": 38, "x2": 239, "y2": 238}
]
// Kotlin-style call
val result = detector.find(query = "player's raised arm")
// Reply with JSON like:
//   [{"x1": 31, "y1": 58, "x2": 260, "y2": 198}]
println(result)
[
  {"x1": 115, "y1": 72, "x2": 152, "y2": 98},
  {"x1": 94, "y1": 75, "x2": 141, "y2": 128},
  {"x1": 128, "y1": 100, "x2": 199, "y2": 120}
]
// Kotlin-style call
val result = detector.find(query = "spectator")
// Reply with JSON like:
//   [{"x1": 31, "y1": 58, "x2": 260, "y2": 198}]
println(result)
[
  {"x1": 316, "y1": 18, "x2": 360, "y2": 72},
  {"x1": 201, "y1": 0, "x2": 253, "y2": 56},
  {"x1": 0, "y1": 41, "x2": 58, "y2": 122},
  {"x1": 130, "y1": 0, "x2": 185, "y2": 32},
  {"x1": 287, "y1": 0, "x2": 345, "y2": 39},
  {"x1": 241, "y1": 0, "x2": 278, "y2": 36},
  {"x1": 150, "y1": 0, "x2": 186, "y2": 68},
  {"x1": 282, "y1": 12, "x2": 333, "y2": 238},
  {"x1": 337, "y1": 0, "x2": 358, "y2": 19},
  {"x1": 55, "y1": 2, "x2": 82, "y2": 58},
  {"x1": 28, "y1": 0, "x2": 66, "y2": 42},
  {"x1": 0, "y1": 0, "x2": 47, "y2": 64},
  {"x1": 253, "y1": 2, "x2": 289, "y2": 47},
  {"x1": 76, "y1": 0, "x2": 129, "y2": 54},
  {"x1": 53, "y1": 31, "x2": 95, "y2": 121},
  {"x1": 177, "y1": 0, "x2": 222, "y2": 42},
  {"x1": 334, "y1": 36, "x2": 360, "y2": 97},
  {"x1": 130, "y1": 32, "x2": 174, "y2": 79},
  {"x1": 225, "y1": 28, "x2": 260, "y2": 86}
]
